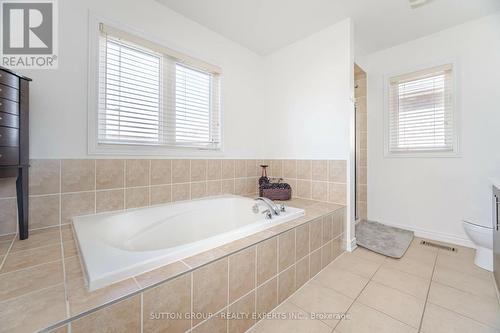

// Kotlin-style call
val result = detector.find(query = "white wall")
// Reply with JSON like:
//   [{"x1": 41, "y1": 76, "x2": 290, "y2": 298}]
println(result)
[
  {"x1": 17, "y1": 1, "x2": 354, "y2": 162},
  {"x1": 262, "y1": 19, "x2": 356, "y2": 249},
  {"x1": 358, "y1": 13, "x2": 500, "y2": 245},
  {"x1": 18, "y1": 0, "x2": 266, "y2": 159},
  {"x1": 262, "y1": 20, "x2": 353, "y2": 160}
]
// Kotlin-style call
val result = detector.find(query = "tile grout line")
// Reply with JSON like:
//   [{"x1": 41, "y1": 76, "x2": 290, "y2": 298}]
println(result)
[
  {"x1": 329, "y1": 253, "x2": 385, "y2": 332},
  {"x1": 0, "y1": 234, "x2": 16, "y2": 273},
  {"x1": 59, "y1": 159, "x2": 73, "y2": 325}
]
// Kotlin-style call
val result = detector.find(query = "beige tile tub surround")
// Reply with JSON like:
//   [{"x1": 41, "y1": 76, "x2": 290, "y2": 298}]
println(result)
[
  {"x1": 0, "y1": 198, "x2": 346, "y2": 333},
  {"x1": 0, "y1": 159, "x2": 347, "y2": 236}
]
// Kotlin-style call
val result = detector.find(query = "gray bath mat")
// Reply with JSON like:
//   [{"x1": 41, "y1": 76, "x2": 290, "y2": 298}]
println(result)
[{"x1": 356, "y1": 220, "x2": 414, "y2": 258}]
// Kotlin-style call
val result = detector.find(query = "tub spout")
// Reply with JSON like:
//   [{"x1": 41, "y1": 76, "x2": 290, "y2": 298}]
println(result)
[{"x1": 255, "y1": 197, "x2": 280, "y2": 216}]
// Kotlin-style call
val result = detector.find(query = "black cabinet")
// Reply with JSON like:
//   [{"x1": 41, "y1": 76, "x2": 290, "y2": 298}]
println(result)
[{"x1": 0, "y1": 67, "x2": 31, "y2": 240}]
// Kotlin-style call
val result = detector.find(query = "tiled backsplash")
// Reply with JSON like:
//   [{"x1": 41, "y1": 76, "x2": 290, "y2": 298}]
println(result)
[{"x1": 0, "y1": 159, "x2": 347, "y2": 236}]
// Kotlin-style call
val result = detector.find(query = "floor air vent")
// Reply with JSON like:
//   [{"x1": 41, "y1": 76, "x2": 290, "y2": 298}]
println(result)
[{"x1": 420, "y1": 240, "x2": 456, "y2": 252}]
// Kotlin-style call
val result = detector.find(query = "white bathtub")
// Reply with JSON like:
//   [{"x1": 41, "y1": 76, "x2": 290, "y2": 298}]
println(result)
[{"x1": 73, "y1": 195, "x2": 304, "y2": 291}]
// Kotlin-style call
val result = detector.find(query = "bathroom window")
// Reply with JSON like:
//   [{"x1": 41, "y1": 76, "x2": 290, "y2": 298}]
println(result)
[
  {"x1": 387, "y1": 64, "x2": 457, "y2": 156},
  {"x1": 96, "y1": 23, "x2": 222, "y2": 150}
]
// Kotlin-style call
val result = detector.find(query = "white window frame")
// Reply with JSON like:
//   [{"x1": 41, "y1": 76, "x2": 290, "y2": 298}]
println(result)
[
  {"x1": 383, "y1": 60, "x2": 460, "y2": 158},
  {"x1": 87, "y1": 14, "x2": 224, "y2": 156}
]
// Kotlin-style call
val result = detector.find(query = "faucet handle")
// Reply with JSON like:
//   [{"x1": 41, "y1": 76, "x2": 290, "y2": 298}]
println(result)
[
  {"x1": 262, "y1": 209, "x2": 273, "y2": 219},
  {"x1": 279, "y1": 204, "x2": 286, "y2": 212}
]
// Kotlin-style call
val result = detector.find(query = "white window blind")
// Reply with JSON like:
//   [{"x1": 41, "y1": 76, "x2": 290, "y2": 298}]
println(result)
[
  {"x1": 98, "y1": 23, "x2": 222, "y2": 149},
  {"x1": 388, "y1": 64, "x2": 454, "y2": 154}
]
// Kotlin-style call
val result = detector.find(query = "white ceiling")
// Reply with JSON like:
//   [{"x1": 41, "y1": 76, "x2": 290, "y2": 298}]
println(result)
[{"x1": 156, "y1": 0, "x2": 500, "y2": 56}]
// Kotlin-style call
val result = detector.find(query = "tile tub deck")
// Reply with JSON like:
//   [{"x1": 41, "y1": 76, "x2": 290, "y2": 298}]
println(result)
[{"x1": 0, "y1": 198, "x2": 346, "y2": 333}]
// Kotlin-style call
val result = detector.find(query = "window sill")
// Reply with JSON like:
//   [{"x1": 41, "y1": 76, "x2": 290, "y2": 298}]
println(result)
[
  {"x1": 384, "y1": 150, "x2": 461, "y2": 159},
  {"x1": 88, "y1": 142, "x2": 223, "y2": 157}
]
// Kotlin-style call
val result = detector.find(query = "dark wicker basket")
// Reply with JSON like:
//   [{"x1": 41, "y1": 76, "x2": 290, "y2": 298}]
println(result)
[{"x1": 260, "y1": 187, "x2": 292, "y2": 201}]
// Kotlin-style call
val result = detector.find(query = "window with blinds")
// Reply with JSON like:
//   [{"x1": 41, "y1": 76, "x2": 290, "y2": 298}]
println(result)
[
  {"x1": 97, "y1": 24, "x2": 222, "y2": 149},
  {"x1": 387, "y1": 64, "x2": 455, "y2": 154}
]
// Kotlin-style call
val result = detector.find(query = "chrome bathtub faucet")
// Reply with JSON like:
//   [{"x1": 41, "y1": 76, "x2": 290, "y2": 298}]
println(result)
[{"x1": 254, "y1": 197, "x2": 281, "y2": 216}]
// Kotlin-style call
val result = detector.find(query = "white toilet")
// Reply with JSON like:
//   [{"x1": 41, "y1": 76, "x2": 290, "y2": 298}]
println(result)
[{"x1": 462, "y1": 220, "x2": 493, "y2": 271}]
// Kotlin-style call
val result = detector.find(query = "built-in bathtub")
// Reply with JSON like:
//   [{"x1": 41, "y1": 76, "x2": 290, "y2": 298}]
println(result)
[{"x1": 73, "y1": 195, "x2": 305, "y2": 291}]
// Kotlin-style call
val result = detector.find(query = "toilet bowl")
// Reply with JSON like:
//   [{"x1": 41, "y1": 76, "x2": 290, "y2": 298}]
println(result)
[{"x1": 462, "y1": 220, "x2": 493, "y2": 271}]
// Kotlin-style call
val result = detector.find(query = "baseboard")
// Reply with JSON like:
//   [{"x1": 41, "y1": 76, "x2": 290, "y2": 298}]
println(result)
[
  {"x1": 376, "y1": 220, "x2": 475, "y2": 249},
  {"x1": 346, "y1": 237, "x2": 357, "y2": 252}
]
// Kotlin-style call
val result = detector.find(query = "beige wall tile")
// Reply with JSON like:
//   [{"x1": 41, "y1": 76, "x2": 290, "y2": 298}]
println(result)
[
  {"x1": 29, "y1": 159, "x2": 60, "y2": 195},
  {"x1": 0, "y1": 284, "x2": 66, "y2": 333},
  {"x1": 150, "y1": 159, "x2": 172, "y2": 185},
  {"x1": 0, "y1": 178, "x2": 17, "y2": 198},
  {"x1": 235, "y1": 178, "x2": 246, "y2": 195},
  {"x1": 257, "y1": 237, "x2": 277, "y2": 285},
  {"x1": 270, "y1": 160, "x2": 283, "y2": 178},
  {"x1": 193, "y1": 258, "x2": 228, "y2": 325},
  {"x1": 278, "y1": 266, "x2": 296, "y2": 303},
  {"x1": 329, "y1": 182, "x2": 346, "y2": 205},
  {"x1": 0, "y1": 260, "x2": 63, "y2": 302},
  {"x1": 0, "y1": 198, "x2": 18, "y2": 235},
  {"x1": 235, "y1": 160, "x2": 247, "y2": 178},
  {"x1": 296, "y1": 180, "x2": 311, "y2": 199},
  {"x1": 125, "y1": 159, "x2": 149, "y2": 187},
  {"x1": 172, "y1": 183, "x2": 190, "y2": 202},
  {"x1": 296, "y1": 256, "x2": 310, "y2": 289},
  {"x1": 283, "y1": 160, "x2": 297, "y2": 179},
  {"x1": 61, "y1": 192, "x2": 95, "y2": 224},
  {"x1": 191, "y1": 159, "x2": 207, "y2": 182},
  {"x1": 279, "y1": 230, "x2": 295, "y2": 272},
  {"x1": 333, "y1": 211, "x2": 343, "y2": 238},
  {"x1": 295, "y1": 223, "x2": 310, "y2": 261},
  {"x1": 310, "y1": 218, "x2": 322, "y2": 252},
  {"x1": 256, "y1": 277, "x2": 277, "y2": 315},
  {"x1": 96, "y1": 189, "x2": 124, "y2": 213},
  {"x1": 71, "y1": 295, "x2": 141, "y2": 333},
  {"x1": 310, "y1": 249, "x2": 322, "y2": 278},
  {"x1": 246, "y1": 160, "x2": 257, "y2": 177},
  {"x1": 61, "y1": 159, "x2": 95, "y2": 193},
  {"x1": 96, "y1": 159, "x2": 124, "y2": 190},
  {"x1": 328, "y1": 160, "x2": 347, "y2": 183},
  {"x1": 229, "y1": 246, "x2": 256, "y2": 303},
  {"x1": 228, "y1": 291, "x2": 256, "y2": 333},
  {"x1": 207, "y1": 180, "x2": 222, "y2": 196},
  {"x1": 311, "y1": 160, "x2": 328, "y2": 181},
  {"x1": 311, "y1": 182, "x2": 328, "y2": 202},
  {"x1": 191, "y1": 182, "x2": 207, "y2": 199},
  {"x1": 172, "y1": 159, "x2": 190, "y2": 183},
  {"x1": 222, "y1": 160, "x2": 235, "y2": 179},
  {"x1": 296, "y1": 160, "x2": 311, "y2": 179},
  {"x1": 150, "y1": 185, "x2": 172, "y2": 205},
  {"x1": 29, "y1": 195, "x2": 61, "y2": 229},
  {"x1": 321, "y1": 242, "x2": 333, "y2": 268},
  {"x1": 246, "y1": 177, "x2": 257, "y2": 195},
  {"x1": 192, "y1": 310, "x2": 228, "y2": 333},
  {"x1": 322, "y1": 214, "x2": 333, "y2": 244},
  {"x1": 135, "y1": 261, "x2": 189, "y2": 289},
  {"x1": 125, "y1": 187, "x2": 149, "y2": 209},
  {"x1": 221, "y1": 179, "x2": 235, "y2": 194},
  {"x1": 357, "y1": 166, "x2": 367, "y2": 185},
  {"x1": 143, "y1": 274, "x2": 191, "y2": 333},
  {"x1": 207, "y1": 159, "x2": 222, "y2": 180}
]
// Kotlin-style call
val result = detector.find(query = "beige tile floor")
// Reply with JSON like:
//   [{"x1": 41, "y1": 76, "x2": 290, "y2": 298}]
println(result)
[{"x1": 250, "y1": 238, "x2": 500, "y2": 333}]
